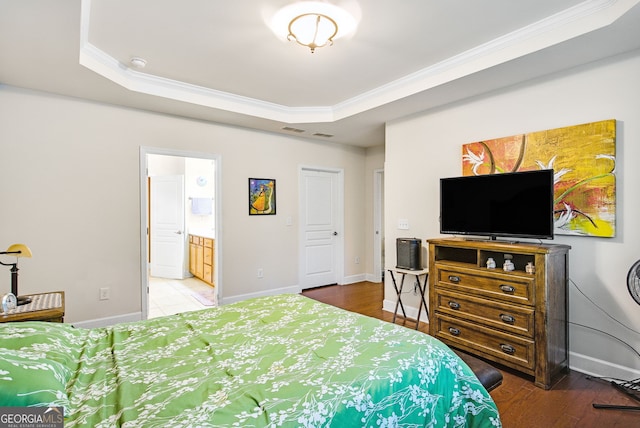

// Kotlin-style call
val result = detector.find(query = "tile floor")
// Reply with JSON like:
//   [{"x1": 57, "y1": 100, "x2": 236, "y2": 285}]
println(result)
[{"x1": 148, "y1": 276, "x2": 217, "y2": 319}]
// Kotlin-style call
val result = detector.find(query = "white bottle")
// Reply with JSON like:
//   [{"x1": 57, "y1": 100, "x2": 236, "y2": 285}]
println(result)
[
  {"x1": 503, "y1": 260, "x2": 514, "y2": 271},
  {"x1": 486, "y1": 258, "x2": 496, "y2": 269},
  {"x1": 526, "y1": 262, "x2": 535, "y2": 274}
]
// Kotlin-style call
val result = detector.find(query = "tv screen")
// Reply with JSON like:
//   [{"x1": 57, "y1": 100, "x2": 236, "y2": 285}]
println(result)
[{"x1": 439, "y1": 170, "x2": 554, "y2": 240}]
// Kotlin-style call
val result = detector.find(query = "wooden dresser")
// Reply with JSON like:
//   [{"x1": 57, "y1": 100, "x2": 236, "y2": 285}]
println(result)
[
  {"x1": 189, "y1": 234, "x2": 215, "y2": 286},
  {"x1": 428, "y1": 238, "x2": 570, "y2": 389}
]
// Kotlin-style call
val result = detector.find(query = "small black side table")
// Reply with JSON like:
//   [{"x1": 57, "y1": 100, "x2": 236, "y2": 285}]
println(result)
[{"x1": 388, "y1": 268, "x2": 429, "y2": 329}]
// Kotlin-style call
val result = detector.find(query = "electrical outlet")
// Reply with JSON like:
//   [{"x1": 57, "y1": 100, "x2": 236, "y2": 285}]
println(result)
[
  {"x1": 257, "y1": 268, "x2": 264, "y2": 278},
  {"x1": 355, "y1": 256, "x2": 360, "y2": 264},
  {"x1": 99, "y1": 287, "x2": 110, "y2": 300}
]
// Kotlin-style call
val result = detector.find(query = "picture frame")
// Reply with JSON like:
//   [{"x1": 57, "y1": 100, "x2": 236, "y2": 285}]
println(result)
[{"x1": 249, "y1": 178, "x2": 276, "y2": 215}]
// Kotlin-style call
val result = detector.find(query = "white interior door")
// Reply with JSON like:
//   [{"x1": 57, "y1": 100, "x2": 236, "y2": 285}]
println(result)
[
  {"x1": 299, "y1": 168, "x2": 342, "y2": 289},
  {"x1": 150, "y1": 175, "x2": 185, "y2": 279}
]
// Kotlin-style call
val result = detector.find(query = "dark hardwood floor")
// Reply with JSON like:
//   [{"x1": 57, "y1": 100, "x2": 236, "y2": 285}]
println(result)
[{"x1": 302, "y1": 282, "x2": 640, "y2": 427}]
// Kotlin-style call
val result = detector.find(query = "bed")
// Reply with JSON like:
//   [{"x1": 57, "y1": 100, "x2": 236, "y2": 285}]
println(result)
[{"x1": 1, "y1": 293, "x2": 501, "y2": 427}]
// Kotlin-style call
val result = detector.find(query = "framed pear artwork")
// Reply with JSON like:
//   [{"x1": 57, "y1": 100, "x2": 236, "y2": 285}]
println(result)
[{"x1": 249, "y1": 178, "x2": 276, "y2": 215}]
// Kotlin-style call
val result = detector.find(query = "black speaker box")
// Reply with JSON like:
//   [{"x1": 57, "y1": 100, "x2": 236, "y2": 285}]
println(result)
[{"x1": 396, "y1": 238, "x2": 422, "y2": 270}]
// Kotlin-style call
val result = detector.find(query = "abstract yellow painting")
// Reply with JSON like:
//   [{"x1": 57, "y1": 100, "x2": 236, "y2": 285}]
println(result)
[{"x1": 462, "y1": 119, "x2": 616, "y2": 237}]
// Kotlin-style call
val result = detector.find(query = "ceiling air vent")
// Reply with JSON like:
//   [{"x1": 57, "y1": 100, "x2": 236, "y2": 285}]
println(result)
[
  {"x1": 282, "y1": 126, "x2": 305, "y2": 133},
  {"x1": 313, "y1": 132, "x2": 334, "y2": 138}
]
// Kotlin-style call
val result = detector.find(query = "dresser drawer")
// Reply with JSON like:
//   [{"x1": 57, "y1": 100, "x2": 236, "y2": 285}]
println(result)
[
  {"x1": 436, "y1": 266, "x2": 534, "y2": 305},
  {"x1": 434, "y1": 289, "x2": 535, "y2": 337},
  {"x1": 434, "y1": 314, "x2": 535, "y2": 371}
]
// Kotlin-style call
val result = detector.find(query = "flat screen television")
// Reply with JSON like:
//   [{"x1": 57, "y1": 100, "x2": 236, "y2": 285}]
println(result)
[{"x1": 439, "y1": 169, "x2": 554, "y2": 240}]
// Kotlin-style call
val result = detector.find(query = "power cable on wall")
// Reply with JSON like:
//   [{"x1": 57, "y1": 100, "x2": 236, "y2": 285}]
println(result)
[
  {"x1": 569, "y1": 277, "x2": 640, "y2": 362},
  {"x1": 569, "y1": 277, "x2": 640, "y2": 408},
  {"x1": 570, "y1": 321, "x2": 640, "y2": 360},
  {"x1": 570, "y1": 278, "x2": 640, "y2": 336}
]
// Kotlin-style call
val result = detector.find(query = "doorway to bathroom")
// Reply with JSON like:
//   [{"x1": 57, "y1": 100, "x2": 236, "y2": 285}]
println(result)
[{"x1": 139, "y1": 147, "x2": 221, "y2": 319}]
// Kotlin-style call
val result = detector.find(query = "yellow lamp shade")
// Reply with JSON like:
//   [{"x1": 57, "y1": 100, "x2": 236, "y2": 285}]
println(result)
[{"x1": 5, "y1": 244, "x2": 32, "y2": 258}]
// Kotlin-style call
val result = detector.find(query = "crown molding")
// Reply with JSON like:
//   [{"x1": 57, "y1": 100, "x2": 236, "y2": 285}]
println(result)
[{"x1": 79, "y1": 0, "x2": 637, "y2": 124}]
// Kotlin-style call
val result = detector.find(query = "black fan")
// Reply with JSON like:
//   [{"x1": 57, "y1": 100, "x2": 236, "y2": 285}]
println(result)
[{"x1": 628, "y1": 260, "x2": 640, "y2": 305}]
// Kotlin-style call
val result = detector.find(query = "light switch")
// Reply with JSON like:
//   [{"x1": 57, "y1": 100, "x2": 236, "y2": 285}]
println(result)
[{"x1": 398, "y1": 219, "x2": 409, "y2": 230}]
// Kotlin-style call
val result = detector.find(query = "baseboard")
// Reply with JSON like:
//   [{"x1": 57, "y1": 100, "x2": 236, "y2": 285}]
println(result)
[
  {"x1": 221, "y1": 285, "x2": 301, "y2": 305},
  {"x1": 382, "y1": 298, "x2": 423, "y2": 322},
  {"x1": 72, "y1": 312, "x2": 142, "y2": 328},
  {"x1": 72, "y1": 285, "x2": 306, "y2": 327},
  {"x1": 341, "y1": 273, "x2": 367, "y2": 284},
  {"x1": 365, "y1": 273, "x2": 383, "y2": 283},
  {"x1": 569, "y1": 351, "x2": 640, "y2": 380}
]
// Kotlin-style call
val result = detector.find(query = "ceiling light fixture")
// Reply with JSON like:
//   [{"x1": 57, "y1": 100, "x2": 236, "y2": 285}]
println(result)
[
  {"x1": 270, "y1": 2, "x2": 359, "y2": 53},
  {"x1": 288, "y1": 13, "x2": 337, "y2": 53}
]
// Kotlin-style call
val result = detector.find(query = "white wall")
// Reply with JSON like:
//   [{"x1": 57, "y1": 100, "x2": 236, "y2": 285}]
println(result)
[
  {"x1": 385, "y1": 49, "x2": 640, "y2": 379},
  {"x1": 0, "y1": 86, "x2": 381, "y2": 324}
]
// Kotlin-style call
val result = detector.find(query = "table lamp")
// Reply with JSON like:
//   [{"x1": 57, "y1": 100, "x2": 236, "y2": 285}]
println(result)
[{"x1": 0, "y1": 243, "x2": 33, "y2": 306}]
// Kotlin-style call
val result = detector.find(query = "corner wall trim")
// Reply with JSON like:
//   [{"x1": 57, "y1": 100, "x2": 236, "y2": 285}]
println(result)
[
  {"x1": 221, "y1": 286, "x2": 301, "y2": 306},
  {"x1": 72, "y1": 312, "x2": 142, "y2": 329},
  {"x1": 382, "y1": 298, "x2": 423, "y2": 322},
  {"x1": 569, "y1": 351, "x2": 640, "y2": 380}
]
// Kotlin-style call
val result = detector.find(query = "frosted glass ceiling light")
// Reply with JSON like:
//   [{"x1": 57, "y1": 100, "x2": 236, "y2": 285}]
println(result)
[
  {"x1": 270, "y1": 1, "x2": 359, "y2": 53},
  {"x1": 288, "y1": 13, "x2": 338, "y2": 53}
]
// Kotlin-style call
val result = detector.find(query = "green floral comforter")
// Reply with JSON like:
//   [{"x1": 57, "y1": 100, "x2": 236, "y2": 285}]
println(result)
[{"x1": 0, "y1": 294, "x2": 501, "y2": 427}]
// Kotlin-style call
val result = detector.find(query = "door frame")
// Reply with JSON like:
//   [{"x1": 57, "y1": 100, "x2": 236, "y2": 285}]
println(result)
[
  {"x1": 298, "y1": 165, "x2": 344, "y2": 288},
  {"x1": 139, "y1": 146, "x2": 222, "y2": 319},
  {"x1": 373, "y1": 168, "x2": 384, "y2": 282}
]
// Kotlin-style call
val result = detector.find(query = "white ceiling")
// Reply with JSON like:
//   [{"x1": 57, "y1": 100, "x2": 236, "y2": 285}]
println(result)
[{"x1": 1, "y1": 0, "x2": 640, "y2": 147}]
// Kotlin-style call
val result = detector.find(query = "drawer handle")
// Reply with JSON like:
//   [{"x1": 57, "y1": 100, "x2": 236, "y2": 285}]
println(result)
[
  {"x1": 448, "y1": 327, "x2": 461, "y2": 336},
  {"x1": 500, "y1": 314, "x2": 516, "y2": 324},
  {"x1": 499, "y1": 284, "x2": 516, "y2": 293},
  {"x1": 500, "y1": 344, "x2": 516, "y2": 355},
  {"x1": 448, "y1": 301, "x2": 461, "y2": 310},
  {"x1": 448, "y1": 275, "x2": 461, "y2": 283}
]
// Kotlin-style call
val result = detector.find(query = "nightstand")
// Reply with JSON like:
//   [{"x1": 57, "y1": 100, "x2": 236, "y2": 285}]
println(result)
[{"x1": 0, "y1": 291, "x2": 65, "y2": 323}]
